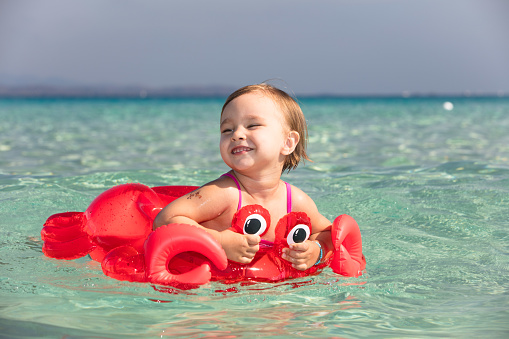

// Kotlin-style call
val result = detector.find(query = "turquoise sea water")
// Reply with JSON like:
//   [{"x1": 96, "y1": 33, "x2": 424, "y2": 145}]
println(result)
[{"x1": 0, "y1": 97, "x2": 508, "y2": 338}]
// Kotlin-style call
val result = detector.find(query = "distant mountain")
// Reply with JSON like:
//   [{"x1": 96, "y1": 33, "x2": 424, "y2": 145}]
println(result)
[
  {"x1": 0, "y1": 84, "x2": 237, "y2": 98},
  {"x1": 0, "y1": 73, "x2": 237, "y2": 98},
  {"x1": 0, "y1": 74, "x2": 86, "y2": 87},
  {"x1": 0, "y1": 74, "x2": 506, "y2": 98}
]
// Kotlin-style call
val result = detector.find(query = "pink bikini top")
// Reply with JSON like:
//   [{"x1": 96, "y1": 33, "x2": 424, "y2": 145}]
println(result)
[{"x1": 222, "y1": 173, "x2": 292, "y2": 213}]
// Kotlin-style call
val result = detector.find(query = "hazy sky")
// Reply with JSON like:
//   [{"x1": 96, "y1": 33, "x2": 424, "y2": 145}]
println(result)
[{"x1": 0, "y1": 0, "x2": 508, "y2": 95}]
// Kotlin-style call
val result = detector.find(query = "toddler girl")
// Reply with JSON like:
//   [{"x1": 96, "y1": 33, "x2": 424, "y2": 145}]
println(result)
[{"x1": 154, "y1": 83, "x2": 332, "y2": 271}]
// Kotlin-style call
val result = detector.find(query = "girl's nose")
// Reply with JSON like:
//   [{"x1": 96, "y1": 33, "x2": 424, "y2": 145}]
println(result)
[{"x1": 231, "y1": 128, "x2": 246, "y2": 141}]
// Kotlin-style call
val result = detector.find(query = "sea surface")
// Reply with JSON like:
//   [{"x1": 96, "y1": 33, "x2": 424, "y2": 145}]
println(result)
[{"x1": 0, "y1": 97, "x2": 508, "y2": 338}]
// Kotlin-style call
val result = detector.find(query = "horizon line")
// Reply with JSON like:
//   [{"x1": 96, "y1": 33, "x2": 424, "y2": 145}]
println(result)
[{"x1": 0, "y1": 84, "x2": 507, "y2": 99}]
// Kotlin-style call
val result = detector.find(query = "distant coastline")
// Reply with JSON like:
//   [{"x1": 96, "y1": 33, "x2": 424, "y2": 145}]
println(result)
[
  {"x1": 0, "y1": 85, "x2": 506, "y2": 99},
  {"x1": 0, "y1": 85, "x2": 236, "y2": 99}
]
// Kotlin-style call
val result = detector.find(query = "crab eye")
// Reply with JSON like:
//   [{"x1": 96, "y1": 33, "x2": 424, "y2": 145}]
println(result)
[
  {"x1": 286, "y1": 224, "x2": 311, "y2": 245},
  {"x1": 243, "y1": 214, "x2": 268, "y2": 236}
]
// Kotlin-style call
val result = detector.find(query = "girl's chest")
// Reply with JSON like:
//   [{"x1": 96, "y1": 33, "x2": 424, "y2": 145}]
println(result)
[{"x1": 203, "y1": 184, "x2": 290, "y2": 240}]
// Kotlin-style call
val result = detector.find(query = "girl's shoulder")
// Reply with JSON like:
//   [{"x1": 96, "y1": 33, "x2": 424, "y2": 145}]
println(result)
[
  {"x1": 167, "y1": 175, "x2": 240, "y2": 224},
  {"x1": 286, "y1": 183, "x2": 318, "y2": 211},
  {"x1": 204, "y1": 174, "x2": 239, "y2": 192},
  {"x1": 287, "y1": 182, "x2": 332, "y2": 230},
  {"x1": 198, "y1": 175, "x2": 242, "y2": 204}
]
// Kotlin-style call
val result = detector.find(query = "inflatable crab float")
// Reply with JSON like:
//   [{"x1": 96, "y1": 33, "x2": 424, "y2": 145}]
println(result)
[{"x1": 41, "y1": 184, "x2": 366, "y2": 288}]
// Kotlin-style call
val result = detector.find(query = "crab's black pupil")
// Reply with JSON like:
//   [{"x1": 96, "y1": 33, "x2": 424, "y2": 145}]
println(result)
[
  {"x1": 293, "y1": 228, "x2": 307, "y2": 243},
  {"x1": 245, "y1": 219, "x2": 261, "y2": 234}
]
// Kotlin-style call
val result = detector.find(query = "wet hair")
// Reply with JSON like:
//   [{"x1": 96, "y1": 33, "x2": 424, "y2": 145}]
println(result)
[{"x1": 221, "y1": 83, "x2": 310, "y2": 172}]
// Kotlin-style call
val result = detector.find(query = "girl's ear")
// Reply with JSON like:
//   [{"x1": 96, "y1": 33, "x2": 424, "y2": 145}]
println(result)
[{"x1": 282, "y1": 131, "x2": 300, "y2": 155}]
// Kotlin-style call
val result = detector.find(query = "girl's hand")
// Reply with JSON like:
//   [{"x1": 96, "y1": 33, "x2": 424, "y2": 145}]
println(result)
[
  {"x1": 220, "y1": 230, "x2": 260, "y2": 264},
  {"x1": 281, "y1": 240, "x2": 320, "y2": 271}
]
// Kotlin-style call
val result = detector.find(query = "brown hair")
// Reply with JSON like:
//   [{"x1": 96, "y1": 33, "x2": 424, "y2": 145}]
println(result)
[{"x1": 221, "y1": 83, "x2": 310, "y2": 172}]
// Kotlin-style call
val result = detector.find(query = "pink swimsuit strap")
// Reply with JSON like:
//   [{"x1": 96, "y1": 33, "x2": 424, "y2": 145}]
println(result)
[
  {"x1": 285, "y1": 181, "x2": 292, "y2": 213},
  {"x1": 221, "y1": 173, "x2": 292, "y2": 213}
]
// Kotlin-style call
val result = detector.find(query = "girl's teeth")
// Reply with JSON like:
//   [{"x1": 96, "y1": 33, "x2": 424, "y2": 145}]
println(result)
[{"x1": 233, "y1": 147, "x2": 249, "y2": 154}]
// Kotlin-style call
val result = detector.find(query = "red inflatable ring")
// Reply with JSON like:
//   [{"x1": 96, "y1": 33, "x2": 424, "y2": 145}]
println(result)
[{"x1": 41, "y1": 183, "x2": 366, "y2": 288}]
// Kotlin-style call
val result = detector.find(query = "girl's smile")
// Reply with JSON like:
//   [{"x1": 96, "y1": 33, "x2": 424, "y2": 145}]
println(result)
[{"x1": 231, "y1": 146, "x2": 253, "y2": 155}]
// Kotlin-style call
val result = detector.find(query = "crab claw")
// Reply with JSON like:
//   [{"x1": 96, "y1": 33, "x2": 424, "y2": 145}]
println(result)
[
  {"x1": 329, "y1": 215, "x2": 366, "y2": 277},
  {"x1": 41, "y1": 212, "x2": 96, "y2": 259},
  {"x1": 144, "y1": 224, "x2": 228, "y2": 286}
]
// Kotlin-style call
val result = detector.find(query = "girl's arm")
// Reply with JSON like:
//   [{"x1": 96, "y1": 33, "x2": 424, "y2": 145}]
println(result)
[{"x1": 282, "y1": 186, "x2": 333, "y2": 270}]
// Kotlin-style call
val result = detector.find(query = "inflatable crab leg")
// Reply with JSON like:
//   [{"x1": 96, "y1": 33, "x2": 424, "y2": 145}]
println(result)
[
  {"x1": 41, "y1": 212, "x2": 96, "y2": 259},
  {"x1": 101, "y1": 245, "x2": 147, "y2": 283},
  {"x1": 144, "y1": 224, "x2": 228, "y2": 286},
  {"x1": 329, "y1": 214, "x2": 366, "y2": 277}
]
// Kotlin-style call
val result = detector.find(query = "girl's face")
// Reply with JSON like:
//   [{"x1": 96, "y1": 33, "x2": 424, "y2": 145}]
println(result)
[{"x1": 220, "y1": 92, "x2": 296, "y2": 175}]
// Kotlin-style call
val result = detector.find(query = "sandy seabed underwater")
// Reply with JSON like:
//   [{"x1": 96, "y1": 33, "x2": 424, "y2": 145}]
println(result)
[{"x1": 0, "y1": 97, "x2": 508, "y2": 338}]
